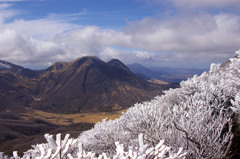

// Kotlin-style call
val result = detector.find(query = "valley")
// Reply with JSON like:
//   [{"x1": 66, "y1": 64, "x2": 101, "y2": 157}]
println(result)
[
  {"x1": 22, "y1": 108, "x2": 126, "y2": 125},
  {"x1": 0, "y1": 107, "x2": 125, "y2": 156}
]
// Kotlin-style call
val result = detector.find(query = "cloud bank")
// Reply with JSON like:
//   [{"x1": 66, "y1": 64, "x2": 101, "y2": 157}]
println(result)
[{"x1": 0, "y1": 0, "x2": 239, "y2": 69}]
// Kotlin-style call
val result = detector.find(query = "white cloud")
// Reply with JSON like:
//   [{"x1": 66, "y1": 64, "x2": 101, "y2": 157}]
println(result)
[
  {"x1": 0, "y1": 29, "x2": 65, "y2": 69},
  {"x1": 53, "y1": 12, "x2": 239, "y2": 67},
  {"x1": 124, "y1": 13, "x2": 240, "y2": 54},
  {"x1": 53, "y1": 26, "x2": 131, "y2": 59},
  {"x1": 134, "y1": 51, "x2": 151, "y2": 59},
  {"x1": 3, "y1": 18, "x2": 79, "y2": 40},
  {"x1": 1, "y1": 12, "x2": 239, "y2": 69},
  {"x1": 99, "y1": 48, "x2": 152, "y2": 64},
  {"x1": 0, "y1": 0, "x2": 26, "y2": 2},
  {"x1": 142, "y1": 0, "x2": 240, "y2": 10},
  {"x1": 0, "y1": 0, "x2": 239, "y2": 69},
  {"x1": 171, "y1": 0, "x2": 240, "y2": 9},
  {"x1": 0, "y1": 2, "x2": 81, "y2": 40},
  {"x1": 0, "y1": 3, "x2": 19, "y2": 23},
  {"x1": 47, "y1": 9, "x2": 87, "y2": 21}
]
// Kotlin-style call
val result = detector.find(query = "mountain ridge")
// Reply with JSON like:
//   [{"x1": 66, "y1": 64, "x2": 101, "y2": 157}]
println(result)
[
  {"x1": 127, "y1": 63, "x2": 206, "y2": 83},
  {"x1": 33, "y1": 56, "x2": 165, "y2": 113},
  {"x1": 0, "y1": 56, "x2": 173, "y2": 113}
]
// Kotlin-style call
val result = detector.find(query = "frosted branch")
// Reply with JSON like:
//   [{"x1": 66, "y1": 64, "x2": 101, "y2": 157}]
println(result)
[{"x1": 0, "y1": 133, "x2": 187, "y2": 159}]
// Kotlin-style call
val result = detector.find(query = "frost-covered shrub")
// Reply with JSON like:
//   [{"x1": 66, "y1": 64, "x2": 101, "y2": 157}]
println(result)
[
  {"x1": 78, "y1": 50, "x2": 240, "y2": 158},
  {"x1": 0, "y1": 133, "x2": 187, "y2": 159}
]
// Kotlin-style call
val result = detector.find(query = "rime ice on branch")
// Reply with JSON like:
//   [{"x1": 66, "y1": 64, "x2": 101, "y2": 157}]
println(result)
[{"x1": 0, "y1": 133, "x2": 187, "y2": 159}]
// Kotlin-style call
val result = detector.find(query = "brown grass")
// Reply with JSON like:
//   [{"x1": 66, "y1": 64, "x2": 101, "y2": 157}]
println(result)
[
  {"x1": 22, "y1": 109, "x2": 127, "y2": 125},
  {"x1": 147, "y1": 78, "x2": 169, "y2": 85}
]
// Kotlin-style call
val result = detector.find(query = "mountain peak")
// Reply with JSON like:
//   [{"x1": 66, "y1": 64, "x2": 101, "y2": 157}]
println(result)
[
  {"x1": 73, "y1": 56, "x2": 100, "y2": 63},
  {"x1": 108, "y1": 59, "x2": 130, "y2": 71},
  {"x1": 69, "y1": 56, "x2": 104, "y2": 69},
  {"x1": 0, "y1": 61, "x2": 11, "y2": 70},
  {"x1": 46, "y1": 61, "x2": 69, "y2": 72},
  {"x1": 0, "y1": 60, "x2": 38, "y2": 78},
  {"x1": 0, "y1": 60, "x2": 22, "y2": 70}
]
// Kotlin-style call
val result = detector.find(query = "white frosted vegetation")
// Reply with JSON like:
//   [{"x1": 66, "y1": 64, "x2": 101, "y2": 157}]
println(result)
[
  {"x1": 78, "y1": 50, "x2": 240, "y2": 158},
  {"x1": 0, "y1": 133, "x2": 187, "y2": 159}
]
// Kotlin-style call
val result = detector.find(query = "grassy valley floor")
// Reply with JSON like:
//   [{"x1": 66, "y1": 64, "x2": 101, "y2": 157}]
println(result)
[
  {"x1": 0, "y1": 108, "x2": 126, "y2": 156},
  {"x1": 22, "y1": 108, "x2": 126, "y2": 125}
]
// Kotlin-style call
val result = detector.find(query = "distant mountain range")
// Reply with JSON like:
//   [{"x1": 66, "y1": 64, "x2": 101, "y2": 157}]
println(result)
[
  {"x1": 0, "y1": 57, "x2": 176, "y2": 114},
  {"x1": 127, "y1": 63, "x2": 207, "y2": 83}
]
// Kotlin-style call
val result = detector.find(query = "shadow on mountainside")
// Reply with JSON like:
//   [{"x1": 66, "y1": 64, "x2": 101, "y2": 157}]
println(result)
[{"x1": 0, "y1": 112, "x2": 94, "y2": 156}]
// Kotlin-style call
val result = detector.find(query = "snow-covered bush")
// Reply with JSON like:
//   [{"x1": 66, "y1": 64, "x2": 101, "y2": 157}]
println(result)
[
  {"x1": 0, "y1": 133, "x2": 187, "y2": 159},
  {"x1": 78, "y1": 50, "x2": 240, "y2": 158}
]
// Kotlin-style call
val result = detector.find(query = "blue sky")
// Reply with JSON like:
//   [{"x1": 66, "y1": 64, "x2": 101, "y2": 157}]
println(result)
[
  {"x1": 11, "y1": 0, "x2": 156, "y2": 28},
  {"x1": 0, "y1": 0, "x2": 240, "y2": 69}
]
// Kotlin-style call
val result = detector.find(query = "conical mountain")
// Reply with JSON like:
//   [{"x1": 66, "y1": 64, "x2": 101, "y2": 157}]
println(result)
[{"x1": 32, "y1": 56, "x2": 164, "y2": 113}]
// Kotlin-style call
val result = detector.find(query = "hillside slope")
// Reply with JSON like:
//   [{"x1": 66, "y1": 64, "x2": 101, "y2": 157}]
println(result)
[
  {"x1": 78, "y1": 51, "x2": 240, "y2": 158},
  {"x1": 0, "y1": 71, "x2": 39, "y2": 112}
]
